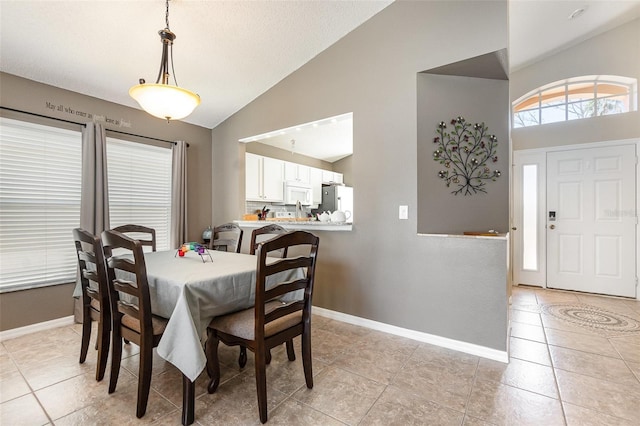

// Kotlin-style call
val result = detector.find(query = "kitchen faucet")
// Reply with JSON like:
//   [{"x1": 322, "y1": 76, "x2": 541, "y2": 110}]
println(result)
[{"x1": 296, "y1": 200, "x2": 302, "y2": 219}]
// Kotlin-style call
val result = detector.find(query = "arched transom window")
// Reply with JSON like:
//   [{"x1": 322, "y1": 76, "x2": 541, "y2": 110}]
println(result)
[{"x1": 512, "y1": 75, "x2": 637, "y2": 128}]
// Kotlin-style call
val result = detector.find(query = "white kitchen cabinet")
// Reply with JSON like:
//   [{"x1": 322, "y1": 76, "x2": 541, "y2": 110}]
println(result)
[
  {"x1": 310, "y1": 167, "x2": 323, "y2": 205},
  {"x1": 321, "y1": 170, "x2": 343, "y2": 184},
  {"x1": 284, "y1": 161, "x2": 310, "y2": 184},
  {"x1": 245, "y1": 153, "x2": 284, "y2": 202},
  {"x1": 262, "y1": 156, "x2": 285, "y2": 201},
  {"x1": 245, "y1": 153, "x2": 261, "y2": 200}
]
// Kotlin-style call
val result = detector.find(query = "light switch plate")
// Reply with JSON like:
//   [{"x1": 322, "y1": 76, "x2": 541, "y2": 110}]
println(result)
[{"x1": 399, "y1": 205, "x2": 408, "y2": 220}]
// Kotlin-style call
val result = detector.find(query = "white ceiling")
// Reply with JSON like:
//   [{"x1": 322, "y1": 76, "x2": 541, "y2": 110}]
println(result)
[{"x1": 1, "y1": 0, "x2": 639, "y2": 161}]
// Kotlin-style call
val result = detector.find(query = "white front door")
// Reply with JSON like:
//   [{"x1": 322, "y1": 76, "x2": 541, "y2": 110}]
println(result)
[{"x1": 546, "y1": 145, "x2": 636, "y2": 297}]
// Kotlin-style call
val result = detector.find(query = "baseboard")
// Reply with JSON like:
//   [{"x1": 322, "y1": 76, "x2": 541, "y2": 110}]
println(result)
[
  {"x1": 0, "y1": 316, "x2": 75, "y2": 342},
  {"x1": 312, "y1": 306, "x2": 509, "y2": 363}
]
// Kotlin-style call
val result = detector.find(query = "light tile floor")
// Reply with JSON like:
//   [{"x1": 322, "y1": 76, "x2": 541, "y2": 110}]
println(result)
[{"x1": 1, "y1": 286, "x2": 640, "y2": 425}]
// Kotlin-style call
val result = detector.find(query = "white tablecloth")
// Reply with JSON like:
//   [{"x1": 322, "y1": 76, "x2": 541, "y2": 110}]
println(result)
[
  {"x1": 76, "y1": 249, "x2": 303, "y2": 381},
  {"x1": 148, "y1": 249, "x2": 304, "y2": 381}
]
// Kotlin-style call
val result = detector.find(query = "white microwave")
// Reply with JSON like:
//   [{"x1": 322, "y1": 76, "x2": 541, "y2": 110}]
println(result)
[{"x1": 284, "y1": 181, "x2": 312, "y2": 205}]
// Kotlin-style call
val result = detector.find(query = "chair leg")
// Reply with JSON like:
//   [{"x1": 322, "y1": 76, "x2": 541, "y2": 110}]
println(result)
[
  {"x1": 302, "y1": 330, "x2": 313, "y2": 389},
  {"x1": 108, "y1": 329, "x2": 123, "y2": 394},
  {"x1": 285, "y1": 339, "x2": 296, "y2": 361},
  {"x1": 266, "y1": 349, "x2": 272, "y2": 365},
  {"x1": 136, "y1": 343, "x2": 153, "y2": 418},
  {"x1": 205, "y1": 330, "x2": 221, "y2": 393},
  {"x1": 95, "y1": 318, "x2": 110, "y2": 381},
  {"x1": 255, "y1": 349, "x2": 268, "y2": 424},
  {"x1": 79, "y1": 311, "x2": 91, "y2": 364},
  {"x1": 238, "y1": 346, "x2": 247, "y2": 368}
]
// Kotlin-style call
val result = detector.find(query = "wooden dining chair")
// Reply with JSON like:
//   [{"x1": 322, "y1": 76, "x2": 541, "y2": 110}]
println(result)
[
  {"x1": 249, "y1": 224, "x2": 289, "y2": 257},
  {"x1": 72, "y1": 228, "x2": 111, "y2": 382},
  {"x1": 112, "y1": 224, "x2": 157, "y2": 252},
  {"x1": 101, "y1": 229, "x2": 168, "y2": 418},
  {"x1": 205, "y1": 231, "x2": 319, "y2": 424},
  {"x1": 236, "y1": 224, "x2": 290, "y2": 368},
  {"x1": 210, "y1": 222, "x2": 243, "y2": 253}
]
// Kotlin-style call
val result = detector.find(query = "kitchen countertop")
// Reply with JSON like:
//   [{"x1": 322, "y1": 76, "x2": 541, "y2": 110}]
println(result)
[
  {"x1": 418, "y1": 232, "x2": 509, "y2": 240},
  {"x1": 234, "y1": 220, "x2": 352, "y2": 232}
]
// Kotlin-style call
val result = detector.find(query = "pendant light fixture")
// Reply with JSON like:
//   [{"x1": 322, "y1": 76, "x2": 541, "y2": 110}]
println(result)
[{"x1": 129, "y1": 0, "x2": 200, "y2": 122}]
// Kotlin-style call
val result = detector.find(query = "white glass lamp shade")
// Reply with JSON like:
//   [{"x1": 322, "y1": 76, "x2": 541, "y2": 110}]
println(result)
[{"x1": 129, "y1": 83, "x2": 201, "y2": 121}]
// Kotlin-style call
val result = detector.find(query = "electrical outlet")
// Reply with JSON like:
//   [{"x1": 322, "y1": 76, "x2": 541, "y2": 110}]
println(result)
[{"x1": 399, "y1": 205, "x2": 408, "y2": 220}]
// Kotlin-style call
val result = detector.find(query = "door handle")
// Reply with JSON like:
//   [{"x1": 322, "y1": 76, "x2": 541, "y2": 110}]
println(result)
[{"x1": 549, "y1": 224, "x2": 555, "y2": 230}]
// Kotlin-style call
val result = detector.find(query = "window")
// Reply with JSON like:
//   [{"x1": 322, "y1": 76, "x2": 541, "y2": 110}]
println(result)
[
  {"x1": 0, "y1": 117, "x2": 82, "y2": 292},
  {"x1": 513, "y1": 75, "x2": 637, "y2": 128},
  {"x1": 106, "y1": 138, "x2": 172, "y2": 251}
]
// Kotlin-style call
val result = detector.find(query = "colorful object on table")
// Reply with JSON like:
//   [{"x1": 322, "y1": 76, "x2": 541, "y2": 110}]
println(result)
[{"x1": 175, "y1": 242, "x2": 213, "y2": 262}]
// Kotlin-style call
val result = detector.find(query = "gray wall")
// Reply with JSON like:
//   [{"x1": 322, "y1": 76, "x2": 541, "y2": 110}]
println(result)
[
  {"x1": 245, "y1": 142, "x2": 332, "y2": 170},
  {"x1": 417, "y1": 74, "x2": 509, "y2": 234},
  {"x1": 0, "y1": 72, "x2": 212, "y2": 331},
  {"x1": 511, "y1": 18, "x2": 640, "y2": 150},
  {"x1": 211, "y1": 1, "x2": 509, "y2": 351}
]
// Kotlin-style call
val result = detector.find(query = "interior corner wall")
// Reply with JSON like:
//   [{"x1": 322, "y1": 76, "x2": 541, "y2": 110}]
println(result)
[
  {"x1": 211, "y1": 1, "x2": 509, "y2": 351},
  {"x1": 417, "y1": 74, "x2": 509, "y2": 234},
  {"x1": 511, "y1": 18, "x2": 640, "y2": 151},
  {"x1": 333, "y1": 155, "x2": 353, "y2": 186},
  {"x1": 0, "y1": 72, "x2": 213, "y2": 331}
]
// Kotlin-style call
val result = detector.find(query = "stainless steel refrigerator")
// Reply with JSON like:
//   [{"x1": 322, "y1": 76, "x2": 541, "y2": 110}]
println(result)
[{"x1": 319, "y1": 185, "x2": 353, "y2": 223}]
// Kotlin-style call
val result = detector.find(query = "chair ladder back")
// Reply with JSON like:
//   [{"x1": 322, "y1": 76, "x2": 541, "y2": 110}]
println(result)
[
  {"x1": 112, "y1": 224, "x2": 157, "y2": 252},
  {"x1": 109, "y1": 256, "x2": 140, "y2": 275},
  {"x1": 262, "y1": 256, "x2": 313, "y2": 276},
  {"x1": 73, "y1": 228, "x2": 109, "y2": 303},
  {"x1": 250, "y1": 224, "x2": 289, "y2": 257},
  {"x1": 78, "y1": 249, "x2": 102, "y2": 300},
  {"x1": 264, "y1": 300, "x2": 306, "y2": 325},
  {"x1": 117, "y1": 300, "x2": 142, "y2": 321},
  {"x1": 212, "y1": 223, "x2": 243, "y2": 253},
  {"x1": 264, "y1": 278, "x2": 309, "y2": 301},
  {"x1": 102, "y1": 230, "x2": 153, "y2": 332},
  {"x1": 255, "y1": 231, "x2": 319, "y2": 328}
]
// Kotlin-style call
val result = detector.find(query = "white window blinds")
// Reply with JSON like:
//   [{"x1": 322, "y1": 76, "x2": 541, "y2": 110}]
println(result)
[
  {"x1": 0, "y1": 117, "x2": 82, "y2": 292},
  {"x1": 106, "y1": 138, "x2": 172, "y2": 251}
]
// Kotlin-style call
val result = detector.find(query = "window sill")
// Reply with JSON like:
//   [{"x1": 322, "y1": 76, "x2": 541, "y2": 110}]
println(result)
[{"x1": 0, "y1": 280, "x2": 75, "y2": 294}]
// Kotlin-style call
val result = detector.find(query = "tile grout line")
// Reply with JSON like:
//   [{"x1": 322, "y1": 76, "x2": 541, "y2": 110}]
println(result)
[
  {"x1": 460, "y1": 357, "x2": 482, "y2": 426},
  {"x1": 535, "y1": 296, "x2": 568, "y2": 426},
  {"x1": 3, "y1": 342, "x2": 55, "y2": 425},
  {"x1": 353, "y1": 342, "x2": 423, "y2": 426}
]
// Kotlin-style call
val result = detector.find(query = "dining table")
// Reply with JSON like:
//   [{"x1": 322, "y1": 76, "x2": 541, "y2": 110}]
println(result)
[{"x1": 76, "y1": 247, "x2": 304, "y2": 425}]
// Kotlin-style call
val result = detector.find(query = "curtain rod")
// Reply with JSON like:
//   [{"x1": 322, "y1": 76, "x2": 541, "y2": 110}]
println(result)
[{"x1": 0, "y1": 106, "x2": 187, "y2": 147}]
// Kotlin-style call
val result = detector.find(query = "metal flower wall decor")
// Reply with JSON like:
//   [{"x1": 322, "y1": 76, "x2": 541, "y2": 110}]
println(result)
[{"x1": 432, "y1": 117, "x2": 501, "y2": 196}]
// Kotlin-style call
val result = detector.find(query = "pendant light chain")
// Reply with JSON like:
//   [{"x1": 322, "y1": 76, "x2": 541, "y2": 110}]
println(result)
[
  {"x1": 165, "y1": 0, "x2": 170, "y2": 30},
  {"x1": 165, "y1": 0, "x2": 179, "y2": 87}
]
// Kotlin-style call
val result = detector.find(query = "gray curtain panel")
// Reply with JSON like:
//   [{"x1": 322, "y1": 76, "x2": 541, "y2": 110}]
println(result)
[
  {"x1": 170, "y1": 140, "x2": 188, "y2": 249},
  {"x1": 74, "y1": 122, "x2": 110, "y2": 321}
]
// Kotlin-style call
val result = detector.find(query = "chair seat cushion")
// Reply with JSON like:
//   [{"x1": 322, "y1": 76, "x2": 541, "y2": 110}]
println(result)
[
  {"x1": 121, "y1": 313, "x2": 168, "y2": 336},
  {"x1": 209, "y1": 301, "x2": 302, "y2": 341}
]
